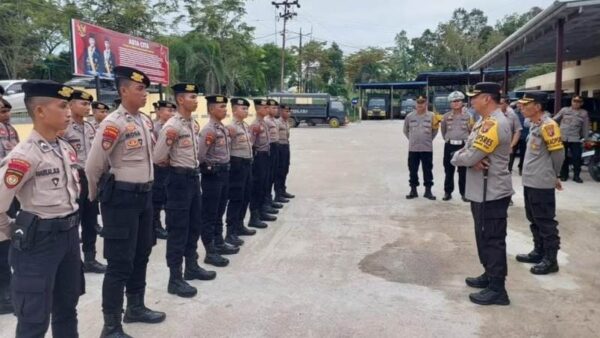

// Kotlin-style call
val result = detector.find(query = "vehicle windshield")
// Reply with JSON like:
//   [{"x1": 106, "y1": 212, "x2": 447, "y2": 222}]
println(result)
[
  {"x1": 65, "y1": 78, "x2": 92, "y2": 87},
  {"x1": 368, "y1": 98, "x2": 385, "y2": 106}
]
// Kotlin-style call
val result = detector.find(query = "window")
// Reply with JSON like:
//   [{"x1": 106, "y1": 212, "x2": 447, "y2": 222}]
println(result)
[
  {"x1": 330, "y1": 101, "x2": 344, "y2": 111},
  {"x1": 581, "y1": 90, "x2": 588, "y2": 98},
  {"x1": 593, "y1": 90, "x2": 600, "y2": 98},
  {"x1": 6, "y1": 83, "x2": 23, "y2": 94}
]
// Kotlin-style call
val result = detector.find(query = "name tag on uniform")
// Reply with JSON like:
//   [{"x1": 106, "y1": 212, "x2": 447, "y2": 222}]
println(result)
[
  {"x1": 450, "y1": 140, "x2": 464, "y2": 145},
  {"x1": 126, "y1": 138, "x2": 142, "y2": 150}
]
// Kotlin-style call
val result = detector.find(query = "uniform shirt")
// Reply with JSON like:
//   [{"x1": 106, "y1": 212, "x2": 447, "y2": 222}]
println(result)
[
  {"x1": 227, "y1": 119, "x2": 254, "y2": 159},
  {"x1": 91, "y1": 120, "x2": 101, "y2": 130},
  {"x1": 265, "y1": 116, "x2": 279, "y2": 143},
  {"x1": 502, "y1": 108, "x2": 523, "y2": 137},
  {"x1": 0, "y1": 122, "x2": 19, "y2": 160},
  {"x1": 197, "y1": 118, "x2": 230, "y2": 165},
  {"x1": 440, "y1": 110, "x2": 473, "y2": 143},
  {"x1": 277, "y1": 118, "x2": 290, "y2": 145},
  {"x1": 451, "y1": 109, "x2": 513, "y2": 203},
  {"x1": 153, "y1": 112, "x2": 199, "y2": 169},
  {"x1": 62, "y1": 119, "x2": 95, "y2": 169},
  {"x1": 154, "y1": 120, "x2": 165, "y2": 140},
  {"x1": 554, "y1": 107, "x2": 590, "y2": 142},
  {"x1": 523, "y1": 116, "x2": 565, "y2": 189},
  {"x1": 403, "y1": 111, "x2": 438, "y2": 152},
  {"x1": 250, "y1": 117, "x2": 271, "y2": 153},
  {"x1": 0, "y1": 130, "x2": 80, "y2": 240},
  {"x1": 85, "y1": 105, "x2": 155, "y2": 200}
]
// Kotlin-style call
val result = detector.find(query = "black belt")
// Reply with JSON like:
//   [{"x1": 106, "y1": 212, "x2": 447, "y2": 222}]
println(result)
[
  {"x1": 37, "y1": 212, "x2": 79, "y2": 232},
  {"x1": 231, "y1": 156, "x2": 253, "y2": 165},
  {"x1": 114, "y1": 181, "x2": 153, "y2": 192},
  {"x1": 170, "y1": 166, "x2": 200, "y2": 176}
]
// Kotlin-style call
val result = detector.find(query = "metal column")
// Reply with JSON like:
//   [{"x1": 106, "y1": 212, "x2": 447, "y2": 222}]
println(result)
[
  {"x1": 554, "y1": 18, "x2": 565, "y2": 115},
  {"x1": 390, "y1": 86, "x2": 394, "y2": 120},
  {"x1": 359, "y1": 87, "x2": 363, "y2": 122},
  {"x1": 503, "y1": 52, "x2": 510, "y2": 95}
]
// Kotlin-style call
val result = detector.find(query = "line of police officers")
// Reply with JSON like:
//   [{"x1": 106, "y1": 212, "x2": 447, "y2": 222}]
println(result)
[{"x1": 0, "y1": 66, "x2": 295, "y2": 337}]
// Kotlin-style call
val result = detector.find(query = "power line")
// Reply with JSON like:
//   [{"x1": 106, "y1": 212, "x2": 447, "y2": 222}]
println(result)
[{"x1": 272, "y1": 0, "x2": 300, "y2": 92}]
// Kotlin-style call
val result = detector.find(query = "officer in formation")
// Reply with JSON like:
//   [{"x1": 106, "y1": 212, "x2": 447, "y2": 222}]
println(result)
[
  {"x1": 249, "y1": 99, "x2": 276, "y2": 226},
  {"x1": 440, "y1": 91, "x2": 473, "y2": 202},
  {"x1": 62, "y1": 90, "x2": 107, "y2": 273},
  {"x1": 452, "y1": 82, "x2": 513, "y2": 306},
  {"x1": 198, "y1": 95, "x2": 239, "y2": 268},
  {"x1": 264, "y1": 100, "x2": 285, "y2": 211},
  {"x1": 151, "y1": 100, "x2": 176, "y2": 240},
  {"x1": 404, "y1": 95, "x2": 438, "y2": 200},
  {"x1": 225, "y1": 98, "x2": 257, "y2": 246},
  {"x1": 274, "y1": 104, "x2": 295, "y2": 200},
  {"x1": 516, "y1": 92, "x2": 565, "y2": 275},
  {"x1": 554, "y1": 95, "x2": 590, "y2": 183},
  {"x1": 500, "y1": 96, "x2": 523, "y2": 175},
  {"x1": 0, "y1": 80, "x2": 83, "y2": 337},
  {"x1": 0, "y1": 97, "x2": 19, "y2": 315},
  {"x1": 91, "y1": 101, "x2": 110, "y2": 130},
  {"x1": 86, "y1": 66, "x2": 165, "y2": 337}
]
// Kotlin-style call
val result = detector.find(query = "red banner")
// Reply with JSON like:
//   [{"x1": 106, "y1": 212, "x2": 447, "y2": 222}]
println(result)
[{"x1": 71, "y1": 19, "x2": 169, "y2": 85}]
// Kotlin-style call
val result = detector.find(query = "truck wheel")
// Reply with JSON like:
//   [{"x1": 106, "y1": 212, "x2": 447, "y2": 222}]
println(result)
[
  {"x1": 590, "y1": 155, "x2": 600, "y2": 182},
  {"x1": 329, "y1": 117, "x2": 340, "y2": 128}
]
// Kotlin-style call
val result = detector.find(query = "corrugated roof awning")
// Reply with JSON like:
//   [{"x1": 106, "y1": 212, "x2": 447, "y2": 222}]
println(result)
[
  {"x1": 414, "y1": 68, "x2": 527, "y2": 86},
  {"x1": 354, "y1": 81, "x2": 428, "y2": 90}
]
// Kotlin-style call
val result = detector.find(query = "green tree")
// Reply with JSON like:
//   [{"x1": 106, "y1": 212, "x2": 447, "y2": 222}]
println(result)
[{"x1": 345, "y1": 48, "x2": 388, "y2": 84}]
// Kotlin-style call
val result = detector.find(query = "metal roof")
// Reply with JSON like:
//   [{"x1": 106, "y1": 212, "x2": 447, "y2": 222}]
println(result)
[
  {"x1": 470, "y1": 0, "x2": 600, "y2": 70},
  {"x1": 354, "y1": 81, "x2": 428, "y2": 90},
  {"x1": 414, "y1": 68, "x2": 527, "y2": 86}
]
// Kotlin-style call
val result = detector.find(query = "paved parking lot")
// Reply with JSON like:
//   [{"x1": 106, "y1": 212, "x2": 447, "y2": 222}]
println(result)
[{"x1": 1, "y1": 120, "x2": 599, "y2": 337}]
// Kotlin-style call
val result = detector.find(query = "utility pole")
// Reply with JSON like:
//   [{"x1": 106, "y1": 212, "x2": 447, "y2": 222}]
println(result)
[
  {"x1": 272, "y1": 1, "x2": 300, "y2": 92},
  {"x1": 298, "y1": 27, "x2": 303, "y2": 93}
]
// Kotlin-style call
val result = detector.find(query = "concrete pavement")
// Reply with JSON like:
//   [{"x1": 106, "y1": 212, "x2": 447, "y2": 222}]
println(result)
[{"x1": 1, "y1": 120, "x2": 599, "y2": 337}]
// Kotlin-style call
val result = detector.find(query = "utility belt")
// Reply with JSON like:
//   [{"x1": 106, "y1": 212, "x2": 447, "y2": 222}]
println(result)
[
  {"x1": 170, "y1": 166, "x2": 201, "y2": 177},
  {"x1": 11, "y1": 211, "x2": 79, "y2": 251},
  {"x1": 230, "y1": 156, "x2": 253, "y2": 166},
  {"x1": 200, "y1": 162, "x2": 230, "y2": 175},
  {"x1": 97, "y1": 173, "x2": 152, "y2": 203},
  {"x1": 447, "y1": 140, "x2": 465, "y2": 146}
]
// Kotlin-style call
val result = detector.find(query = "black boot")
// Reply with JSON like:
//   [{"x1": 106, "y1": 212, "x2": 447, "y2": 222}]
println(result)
[
  {"x1": 225, "y1": 229, "x2": 244, "y2": 247},
  {"x1": 461, "y1": 195, "x2": 469, "y2": 202},
  {"x1": 238, "y1": 223, "x2": 257, "y2": 236},
  {"x1": 274, "y1": 195, "x2": 290, "y2": 203},
  {"x1": 531, "y1": 250, "x2": 559, "y2": 275},
  {"x1": 204, "y1": 243, "x2": 230, "y2": 267},
  {"x1": 184, "y1": 259, "x2": 217, "y2": 280},
  {"x1": 95, "y1": 223, "x2": 104, "y2": 236},
  {"x1": 249, "y1": 211, "x2": 268, "y2": 229},
  {"x1": 168, "y1": 267, "x2": 197, "y2": 298},
  {"x1": 469, "y1": 277, "x2": 510, "y2": 306},
  {"x1": 516, "y1": 245, "x2": 543, "y2": 264},
  {"x1": 155, "y1": 226, "x2": 168, "y2": 240},
  {"x1": 405, "y1": 187, "x2": 418, "y2": 199},
  {"x1": 282, "y1": 191, "x2": 295, "y2": 199},
  {"x1": 442, "y1": 193, "x2": 452, "y2": 201},
  {"x1": 260, "y1": 212, "x2": 277, "y2": 222},
  {"x1": 83, "y1": 251, "x2": 107, "y2": 274},
  {"x1": 123, "y1": 292, "x2": 166, "y2": 324},
  {"x1": 262, "y1": 205, "x2": 279, "y2": 214},
  {"x1": 465, "y1": 272, "x2": 489, "y2": 289},
  {"x1": 271, "y1": 201, "x2": 284, "y2": 209},
  {"x1": 424, "y1": 187, "x2": 436, "y2": 200},
  {"x1": 0, "y1": 283, "x2": 13, "y2": 315},
  {"x1": 215, "y1": 241, "x2": 240, "y2": 255},
  {"x1": 100, "y1": 313, "x2": 132, "y2": 338},
  {"x1": 573, "y1": 176, "x2": 583, "y2": 183}
]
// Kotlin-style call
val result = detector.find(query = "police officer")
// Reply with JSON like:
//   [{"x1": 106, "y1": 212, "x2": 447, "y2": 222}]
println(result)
[
  {"x1": 198, "y1": 95, "x2": 239, "y2": 268},
  {"x1": 249, "y1": 99, "x2": 274, "y2": 227},
  {"x1": 500, "y1": 96, "x2": 523, "y2": 175},
  {"x1": 154, "y1": 83, "x2": 216, "y2": 298},
  {"x1": 452, "y1": 82, "x2": 513, "y2": 306},
  {"x1": 555, "y1": 95, "x2": 590, "y2": 183},
  {"x1": 86, "y1": 66, "x2": 166, "y2": 337},
  {"x1": 224, "y1": 98, "x2": 257, "y2": 247},
  {"x1": 264, "y1": 99, "x2": 285, "y2": 211},
  {"x1": 275, "y1": 104, "x2": 295, "y2": 201},
  {"x1": 63, "y1": 90, "x2": 107, "y2": 274},
  {"x1": 515, "y1": 92, "x2": 565, "y2": 275},
  {"x1": 91, "y1": 101, "x2": 110, "y2": 130},
  {"x1": 440, "y1": 91, "x2": 472, "y2": 202},
  {"x1": 0, "y1": 98, "x2": 18, "y2": 315},
  {"x1": 0, "y1": 80, "x2": 83, "y2": 337},
  {"x1": 404, "y1": 95, "x2": 438, "y2": 200},
  {"x1": 151, "y1": 100, "x2": 176, "y2": 240}
]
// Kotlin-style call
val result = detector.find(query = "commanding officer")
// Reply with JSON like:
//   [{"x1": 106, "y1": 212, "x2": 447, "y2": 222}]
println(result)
[
  {"x1": 86, "y1": 66, "x2": 165, "y2": 337},
  {"x1": 555, "y1": 95, "x2": 590, "y2": 183},
  {"x1": 151, "y1": 100, "x2": 176, "y2": 240},
  {"x1": 515, "y1": 92, "x2": 565, "y2": 275},
  {"x1": 249, "y1": 99, "x2": 274, "y2": 227},
  {"x1": 154, "y1": 83, "x2": 216, "y2": 298},
  {"x1": 440, "y1": 91, "x2": 472, "y2": 202},
  {"x1": 225, "y1": 98, "x2": 257, "y2": 247},
  {"x1": 91, "y1": 101, "x2": 110, "y2": 129},
  {"x1": 452, "y1": 82, "x2": 513, "y2": 306},
  {"x1": 264, "y1": 99, "x2": 285, "y2": 211},
  {"x1": 0, "y1": 81, "x2": 82, "y2": 337},
  {"x1": 275, "y1": 104, "x2": 295, "y2": 200},
  {"x1": 63, "y1": 90, "x2": 107, "y2": 274},
  {"x1": 404, "y1": 95, "x2": 438, "y2": 200},
  {"x1": 198, "y1": 95, "x2": 239, "y2": 268}
]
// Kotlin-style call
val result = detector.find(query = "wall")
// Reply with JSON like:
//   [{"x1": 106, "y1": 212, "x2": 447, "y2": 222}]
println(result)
[{"x1": 524, "y1": 56, "x2": 600, "y2": 96}]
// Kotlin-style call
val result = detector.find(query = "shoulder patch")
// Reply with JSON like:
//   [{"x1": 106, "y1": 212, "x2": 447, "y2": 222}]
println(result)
[
  {"x1": 541, "y1": 121, "x2": 564, "y2": 152},
  {"x1": 102, "y1": 124, "x2": 120, "y2": 150},
  {"x1": 205, "y1": 131, "x2": 216, "y2": 145},
  {"x1": 4, "y1": 158, "x2": 31, "y2": 189},
  {"x1": 473, "y1": 118, "x2": 499, "y2": 154},
  {"x1": 165, "y1": 128, "x2": 178, "y2": 146}
]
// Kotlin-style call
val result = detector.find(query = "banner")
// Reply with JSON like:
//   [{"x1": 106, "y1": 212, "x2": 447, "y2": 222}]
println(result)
[{"x1": 71, "y1": 19, "x2": 169, "y2": 85}]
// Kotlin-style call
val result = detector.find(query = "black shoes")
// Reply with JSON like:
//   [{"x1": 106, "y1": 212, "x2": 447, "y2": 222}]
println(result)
[
  {"x1": 282, "y1": 191, "x2": 295, "y2": 199},
  {"x1": 262, "y1": 205, "x2": 279, "y2": 215},
  {"x1": 204, "y1": 253, "x2": 229, "y2": 267},
  {"x1": 215, "y1": 242, "x2": 240, "y2": 255},
  {"x1": 260, "y1": 212, "x2": 277, "y2": 222},
  {"x1": 168, "y1": 268, "x2": 197, "y2": 298},
  {"x1": 424, "y1": 188, "x2": 436, "y2": 200},
  {"x1": 469, "y1": 287, "x2": 510, "y2": 306},
  {"x1": 560, "y1": 176, "x2": 568, "y2": 182},
  {"x1": 225, "y1": 232, "x2": 245, "y2": 247},
  {"x1": 516, "y1": 248, "x2": 544, "y2": 264},
  {"x1": 573, "y1": 176, "x2": 583, "y2": 183},
  {"x1": 271, "y1": 201, "x2": 284, "y2": 209},
  {"x1": 184, "y1": 260, "x2": 217, "y2": 281},
  {"x1": 155, "y1": 226, "x2": 168, "y2": 240},
  {"x1": 465, "y1": 272, "x2": 489, "y2": 289},
  {"x1": 100, "y1": 314, "x2": 132, "y2": 338},
  {"x1": 442, "y1": 193, "x2": 452, "y2": 201},
  {"x1": 83, "y1": 251, "x2": 107, "y2": 274},
  {"x1": 123, "y1": 292, "x2": 166, "y2": 324},
  {"x1": 249, "y1": 211, "x2": 268, "y2": 228},
  {"x1": 531, "y1": 251, "x2": 559, "y2": 275},
  {"x1": 461, "y1": 195, "x2": 469, "y2": 202},
  {"x1": 406, "y1": 187, "x2": 418, "y2": 199},
  {"x1": 274, "y1": 195, "x2": 290, "y2": 203},
  {"x1": 238, "y1": 224, "x2": 257, "y2": 236}
]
